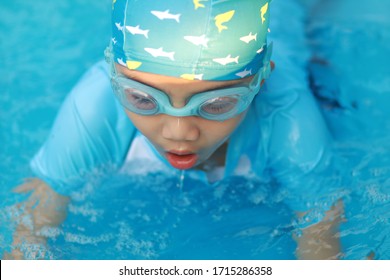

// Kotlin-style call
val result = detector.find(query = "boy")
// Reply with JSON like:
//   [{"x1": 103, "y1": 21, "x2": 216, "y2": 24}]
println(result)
[{"x1": 6, "y1": 0, "x2": 342, "y2": 259}]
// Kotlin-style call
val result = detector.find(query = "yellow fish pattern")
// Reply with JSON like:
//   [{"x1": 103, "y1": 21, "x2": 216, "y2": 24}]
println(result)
[
  {"x1": 214, "y1": 10, "x2": 235, "y2": 33},
  {"x1": 126, "y1": 60, "x2": 142, "y2": 70},
  {"x1": 260, "y1": 3, "x2": 269, "y2": 24},
  {"x1": 193, "y1": 0, "x2": 207, "y2": 10},
  {"x1": 112, "y1": 0, "x2": 272, "y2": 80},
  {"x1": 180, "y1": 73, "x2": 204, "y2": 80}
]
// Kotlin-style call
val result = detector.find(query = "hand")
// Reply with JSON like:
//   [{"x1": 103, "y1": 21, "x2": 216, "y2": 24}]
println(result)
[
  {"x1": 295, "y1": 200, "x2": 345, "y2": 260},
  {"x1": 3, "y1": 178, "x2": 69, "y2": 259}
]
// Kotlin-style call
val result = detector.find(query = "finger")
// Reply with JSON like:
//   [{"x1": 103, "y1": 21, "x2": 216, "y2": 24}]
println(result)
[
  {"x1": 13, "y1": 178, "x2": 40, "y2": 193},
  {"x1": 3, "y1": 249, "x2": 24, "y2": 260}
]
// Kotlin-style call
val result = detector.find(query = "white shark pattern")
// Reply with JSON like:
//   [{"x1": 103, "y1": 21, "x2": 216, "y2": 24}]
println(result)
[
  {"x1": 151, "y1": 10, "x2": 181, "y2": 23},
  {"x1": 115, "y1": 22, "x2": 124, "y2": 31},
  {"x1": 111, "y1": 37, "x2": 117, "y2": 45},
  {"x1": 184, "y1": 34, "x2": 209, "y2": 47},
  {"x1": 117, "y1": 58, "x2": 127, "y2": 66},
  {"x1": 256, "y1": 46, "x2": 264, "y2": 54},
  {"x1": 235, "y1": 68, "x2": 252, "y2": 78},
  {"x1": 126, "y1": 25, "x2": 149, "y2": 38},
  {"x1": 213, "y1": 54, "x2": 239, "y2": 66},
  {"x1": 240, "y1": 32, "x2": 257, "y2": 44},
  {"x1": 144, "y1": 47, "x2": 175, "y2": 61}
]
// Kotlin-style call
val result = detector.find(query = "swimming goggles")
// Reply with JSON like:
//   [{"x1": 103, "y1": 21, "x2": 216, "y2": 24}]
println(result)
[{"x1": 105, "y1": 49, "x2": 269, "y2": 121}]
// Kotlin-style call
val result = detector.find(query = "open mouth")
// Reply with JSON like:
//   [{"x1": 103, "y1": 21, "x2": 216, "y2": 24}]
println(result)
[{"x1": 165, "y1": 150, "x2": 198, "y2": 170}]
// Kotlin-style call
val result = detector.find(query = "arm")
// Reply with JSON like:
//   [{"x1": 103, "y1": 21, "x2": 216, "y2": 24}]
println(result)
[
  {"x1": 4, "y1": 178, "x2": 69, "y2": 259},
  {"x1": 5, "y1": 61, "x2": 135, "y2": 259},
  {"x1": 256, "y1": 0, "x2": 345, "y2": 259},
  {"x1": 258, "y1": 60, "x2": 344, "y2": 259},
  {"x1": 30, "y1": 60, "x2": 136, "y2": 190}
]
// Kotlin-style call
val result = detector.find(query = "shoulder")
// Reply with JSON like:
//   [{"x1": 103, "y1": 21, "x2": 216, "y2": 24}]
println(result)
[{"x1": 30, "y1": 61, "x2": 137, "y2": 193}]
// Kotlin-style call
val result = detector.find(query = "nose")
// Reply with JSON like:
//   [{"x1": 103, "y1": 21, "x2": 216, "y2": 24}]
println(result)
[{"x1": 161, "y1": 116, "x2": 200, "y2": 142}]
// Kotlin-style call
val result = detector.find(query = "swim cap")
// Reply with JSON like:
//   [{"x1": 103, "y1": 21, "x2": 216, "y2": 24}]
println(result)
[{"x1": 111, "y1": 0, "x2": 273, "y2": 81}]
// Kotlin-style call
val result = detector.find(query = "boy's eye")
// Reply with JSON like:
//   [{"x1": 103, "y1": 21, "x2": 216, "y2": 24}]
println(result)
[
  {"x1": 200, "y1": 96, "x2": 238, "y2": 115},
  {"x1": 124, "y1": 89, "x2": 157, "y2": 111}
]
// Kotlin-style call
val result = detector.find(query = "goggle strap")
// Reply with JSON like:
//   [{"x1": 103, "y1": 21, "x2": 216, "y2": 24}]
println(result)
[
  {"x1": 105, "y1": 45, "x2": 118, "y2": 77},
  {"x1": 259, "y1": 42, "x2": 273, "y2": 81}
]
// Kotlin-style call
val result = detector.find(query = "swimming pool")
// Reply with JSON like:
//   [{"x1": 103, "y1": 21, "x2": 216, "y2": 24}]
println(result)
[{"x1": 1, "y1": 0, "x2": 389, "y2": 259}]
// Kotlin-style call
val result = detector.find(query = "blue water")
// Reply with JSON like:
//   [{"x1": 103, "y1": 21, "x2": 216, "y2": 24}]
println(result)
[{"x1": 1, "y1": 0, "x2": 390, "y2": 259}]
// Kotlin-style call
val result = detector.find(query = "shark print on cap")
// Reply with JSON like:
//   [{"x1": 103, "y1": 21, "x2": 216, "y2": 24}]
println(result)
[
  {"x1": 213, "y1": 54, "x2": 239, "y2": 66},
  {"x1": 144, "y1": 47, "x2": 175, "y2": 61},
  {"x1": 193, "y1": 0, "x2": 208, "y2": 10},
  {"x1": 111, "y1": 0, "x2": 272, "y2": 81},
  {"x1": 235, "y1": 68, "x2": 252, "y2": 78},
  {"x1": 260, "y1": 3, "x2": 269, "y2": 24},
  {"x1": 240, "y1": 32, "x2": 257, "y2": 44},
  {"x1": 180, "y1": 73, "x2": 204, "y2": 80},
  {"x1": 126, "y1": 25, "x2": 149, "y2": 38},
  {"x1": 214, "y1": 10, "x2": 235, "y2": 33},
  {"x1": 126, "y1": 60, "x2": 142, "y2": 70},
  {"x1": 184, "y1": 35, "x2": 209, "y2": 47},
  {"x1": 151, "y1": 10, "x2": 181, "y2": 23}
]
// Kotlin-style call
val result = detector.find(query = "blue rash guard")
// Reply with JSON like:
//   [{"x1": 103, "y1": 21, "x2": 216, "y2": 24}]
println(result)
[{"x1": 30, "y1": 1, "x2": 335, "y2": 213}]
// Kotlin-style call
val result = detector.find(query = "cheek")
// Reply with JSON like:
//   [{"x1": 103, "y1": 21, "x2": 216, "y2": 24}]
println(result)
[
  {"x1": 125, "y1": 111, "x2": 160, "y2": 139},
  {"x1": 125, "y1": 109, "x2": 245, "y2": 146},
  {"x1": 198, "y1": 113, "x2": 245, "y2": 141}
]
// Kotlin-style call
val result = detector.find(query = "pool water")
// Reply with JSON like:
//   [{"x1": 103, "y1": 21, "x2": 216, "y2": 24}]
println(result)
[{"x1": 1, "y1": 0, "x2": 390, "y2": 259}]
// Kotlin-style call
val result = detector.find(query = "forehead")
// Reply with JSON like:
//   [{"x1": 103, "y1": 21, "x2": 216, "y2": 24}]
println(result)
[{"x1": 115, "y1": 63, "x2": 253, "y2": 94}]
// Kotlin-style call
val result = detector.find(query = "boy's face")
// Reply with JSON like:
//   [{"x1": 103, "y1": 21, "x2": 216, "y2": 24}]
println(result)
[{"x1": 116, "y1": 63, "x2": 253, "y2": 170}]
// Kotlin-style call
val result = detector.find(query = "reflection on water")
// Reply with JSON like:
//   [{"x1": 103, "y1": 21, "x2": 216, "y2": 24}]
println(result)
[
  {"x1": 43, "y1": 173, "x2": 296, "y2": 260},
  {"x1": 336, "y1": 139, "x2": 390, "y2": 260},
  {"x1": 1, "y1": 139, "x2": 390, "y2": 260}
]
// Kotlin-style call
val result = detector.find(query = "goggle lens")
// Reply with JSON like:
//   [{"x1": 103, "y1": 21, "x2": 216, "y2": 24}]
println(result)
[
  {"x1": 200, "y1": 96, "x2": 239, "y2": 116},
  {"x1": 110, "y1": 69, "x2": 262, "y2": 121},
  {"x1": 124, "y1": 88, "x2": 158, "y2": 114}
]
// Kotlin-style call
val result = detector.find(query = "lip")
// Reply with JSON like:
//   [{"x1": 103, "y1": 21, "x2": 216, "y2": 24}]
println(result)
[{"x1": 165, "y1": 150, "x2": 198, "y2": 170}]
